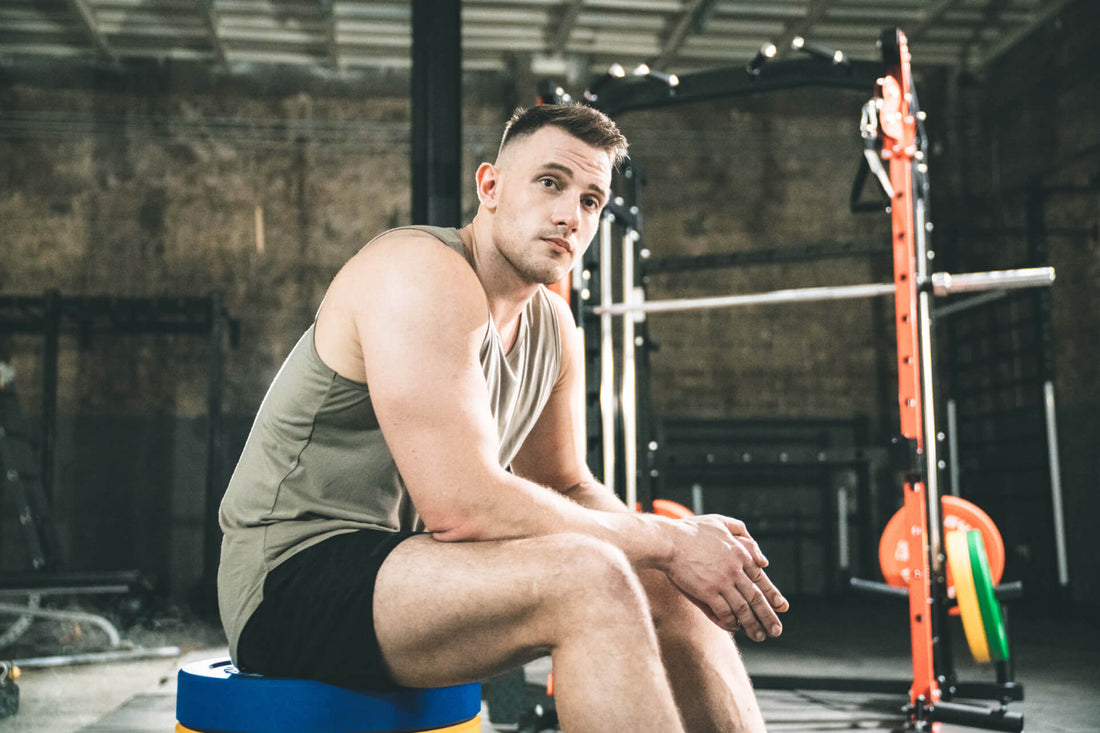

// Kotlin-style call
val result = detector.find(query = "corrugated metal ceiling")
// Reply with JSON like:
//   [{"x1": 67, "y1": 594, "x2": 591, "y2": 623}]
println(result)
[{"x1": 0, "y1": 0, "x2": 1077, "y2": 80}]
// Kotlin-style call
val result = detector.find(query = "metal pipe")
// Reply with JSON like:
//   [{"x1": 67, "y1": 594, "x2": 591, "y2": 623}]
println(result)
[
  {"x1": 915, "y1": 199, "x2": 944, "y2": 577},
  {"x1": 924, "y1": 700, "x2": 1023, "y2": 732},
  {"x1": 1043, "y1": 380, "x2": 1070, "y2": 587},
  {"x1": 946, "y1": 399, "x2": 960, "y2": 496},
  {"x1": 592, "y1": 267, "x2": 1055, "y2": 316},
  {"x1": 0, "y1": 584, "x2": 130, "y2": 597},
  {"x1": 14, "y1": 646, "x2": 181, "y2": 670},
  {"x1": 850, "y1": 577, "x2": 910, "y2": 598},
  {"x1": 596, "y1": 282, "x2": 896, "y2": 315},
  {"x1": 621, "y1": 228, "x2": 638, "y2": 511},
  {"x1": 0, "y1": 594, "x2": 39, "y2": 649},
  {"x1": 837, "y1": 487, "x2": 850, "y2": 573},
  {"x1": 0, "y1": 602, "x2": 121, "y2": 648},
  {"x1": 599, "y1": 215, "x2": 616, "y2": 494},
  {"x1": 930, "y1": 266, "x2": 1054, "y2": 293},
  {"x1": 691, "y1": 483, "x2": 704, "y2": 515},
  {"x1": 934, "y1": 290, "x2": 1008, "y2": 318}
]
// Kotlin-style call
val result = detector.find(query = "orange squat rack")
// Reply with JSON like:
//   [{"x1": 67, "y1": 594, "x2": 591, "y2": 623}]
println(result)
[
  {"x1": 878, "y1": 29, "x2": 941, "y2": 710},
  {"x1": 875, "y1": 30, "x2": 1022, "y2": 729}
]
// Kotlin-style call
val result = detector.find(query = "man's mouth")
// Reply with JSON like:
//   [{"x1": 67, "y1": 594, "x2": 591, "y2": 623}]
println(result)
[{"x1": 543, "y1": 237, "x2": 572, "y2": 254}]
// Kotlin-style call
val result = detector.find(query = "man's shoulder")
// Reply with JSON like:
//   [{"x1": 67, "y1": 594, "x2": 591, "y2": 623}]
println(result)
[
  {"x1": 330, "y1": 227, "x2": 482, "y2": 314},
  {"x1": 340, "y1": 227, "x2": 470, "y2": 282},
  {"x1": 359, "y1": 226, "x2": 464, "y2": 260}
]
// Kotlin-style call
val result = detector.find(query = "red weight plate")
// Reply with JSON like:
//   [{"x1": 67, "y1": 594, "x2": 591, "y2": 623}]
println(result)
[
  {"x1": 652, "y1": 499, "x2": 695, "y2": 519},
  {"x1": 879, "y1": 496, "x2": 1004, "y2": 592}
]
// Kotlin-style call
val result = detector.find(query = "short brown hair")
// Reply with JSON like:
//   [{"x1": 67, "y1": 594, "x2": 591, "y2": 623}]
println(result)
[{"x1": 498, "y1": 104, "x2": 628, "y2": 166}]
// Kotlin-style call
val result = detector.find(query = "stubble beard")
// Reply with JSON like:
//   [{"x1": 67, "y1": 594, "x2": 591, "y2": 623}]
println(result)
[
  {"x1": 494, "y1": 225, "x2": 571, "y2": 286},
  {"x1": 503, "y1": 248, "x2": 568, "y2": 285}
]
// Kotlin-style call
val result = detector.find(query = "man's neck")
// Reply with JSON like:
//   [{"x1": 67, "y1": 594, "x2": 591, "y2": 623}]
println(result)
[{"x1": 458, "y1": 220, "x2": 540, "y2": 346}]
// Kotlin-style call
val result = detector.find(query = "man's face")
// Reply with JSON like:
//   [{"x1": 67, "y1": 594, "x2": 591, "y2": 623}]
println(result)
[{"x1": 487, "y1": 126, "x2": 613, "y2": 286}]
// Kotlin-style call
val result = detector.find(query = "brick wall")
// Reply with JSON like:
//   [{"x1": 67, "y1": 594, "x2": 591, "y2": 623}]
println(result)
[
  {"x1": 0, "y1": 0, "x2": 1096, "y2": 604},
  {"x1": 615, "y1": 93, "x2": 893, "y2": 424}
]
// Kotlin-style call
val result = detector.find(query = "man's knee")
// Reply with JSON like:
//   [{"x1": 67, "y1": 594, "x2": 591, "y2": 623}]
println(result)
[
  {"x1": 638, "y1": 568, "x2": 711, "y2": 636},
  {"x1": 545, "y1": 534, "x2": 649, "y2": 618}
]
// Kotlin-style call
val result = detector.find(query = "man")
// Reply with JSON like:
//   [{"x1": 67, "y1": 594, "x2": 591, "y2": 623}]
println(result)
[{"x1": 219, "y1": 104, "x2": 788, "y2": 732}]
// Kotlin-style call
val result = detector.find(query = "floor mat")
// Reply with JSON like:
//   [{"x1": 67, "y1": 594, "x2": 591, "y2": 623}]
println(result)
[{"x1": 78, "y1": 691, "x2": 176, "y2": 732}]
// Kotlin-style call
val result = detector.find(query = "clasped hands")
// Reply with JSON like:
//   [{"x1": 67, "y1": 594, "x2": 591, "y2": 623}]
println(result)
[{"x1": 665, "y1": 514, "x2": 790, "y2": 641}]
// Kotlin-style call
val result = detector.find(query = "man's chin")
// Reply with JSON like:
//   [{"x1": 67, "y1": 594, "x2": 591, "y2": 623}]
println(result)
[
  {"x1": 537, "y1": 267, "x2": 572, "y2": 287},
  {"x1": 507, "y1": 251, "x2": 573, "y2": 287}
]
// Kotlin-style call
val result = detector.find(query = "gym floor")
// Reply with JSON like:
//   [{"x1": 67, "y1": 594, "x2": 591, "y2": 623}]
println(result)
[{"x1": 0, "y1": 598, "x2": 1096, "y2": 732}]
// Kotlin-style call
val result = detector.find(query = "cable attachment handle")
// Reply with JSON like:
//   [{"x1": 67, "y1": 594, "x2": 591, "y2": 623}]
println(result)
[{"x1": 860, "y1": 98, "x2": 894, "y2": 199}]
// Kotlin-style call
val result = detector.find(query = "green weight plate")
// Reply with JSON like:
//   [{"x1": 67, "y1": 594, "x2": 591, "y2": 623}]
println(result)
[{"x1": 967, "y1": 529, "x2": 1010, "y2": 662}]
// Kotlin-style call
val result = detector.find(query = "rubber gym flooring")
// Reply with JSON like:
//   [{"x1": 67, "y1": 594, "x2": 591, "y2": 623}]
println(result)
[{"x1": 0, "y1": 597, "x2": 1096, "y2": 732}]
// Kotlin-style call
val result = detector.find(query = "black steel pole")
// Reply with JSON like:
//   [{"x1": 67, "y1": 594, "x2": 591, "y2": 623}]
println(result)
[
  {"x1": 203, "y1": 292, "x2": 225, "y2": 594},
  {"x1": 41, "y1": 289, "x2": 60, "y2": 509},
  {"x1": 411, "y1": 0, "x2": 462, "y2": 227},
  {"x1": 1026, "y1": 179, "x2": 1070, "y2": 600}
]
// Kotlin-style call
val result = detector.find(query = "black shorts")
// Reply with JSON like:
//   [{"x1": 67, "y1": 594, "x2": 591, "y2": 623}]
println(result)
[{"x1": 236, "y1": 528, "x2": 420, "y2": 690}]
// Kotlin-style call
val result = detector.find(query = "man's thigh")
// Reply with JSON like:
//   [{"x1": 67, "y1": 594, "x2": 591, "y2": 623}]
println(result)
[{"x1": 373, "y1": 532, "x2": 628, "y2": 688}]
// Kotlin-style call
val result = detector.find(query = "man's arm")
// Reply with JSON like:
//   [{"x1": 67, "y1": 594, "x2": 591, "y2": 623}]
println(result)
[
  {"x1": 336, "y1": 232, "x2": 784, "y2": 638},
  {"x1": 510, "y1": 293, "x2": 786, "y2": 632},
  {"x1": 509, "y1": 293, "x2": 628, "y2": 513}
]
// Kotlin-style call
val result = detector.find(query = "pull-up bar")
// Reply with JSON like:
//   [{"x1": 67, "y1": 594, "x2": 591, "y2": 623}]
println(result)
[{"x1": 592, "y1": 267, "x2": 1055, "y2": 316}]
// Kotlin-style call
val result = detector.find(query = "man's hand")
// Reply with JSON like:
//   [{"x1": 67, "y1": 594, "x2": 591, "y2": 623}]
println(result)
[{"x1": 663, "y1": 515, "x2": 789, "y2": 641}]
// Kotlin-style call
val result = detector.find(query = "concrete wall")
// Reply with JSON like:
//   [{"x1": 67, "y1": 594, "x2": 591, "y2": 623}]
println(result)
[{"x1": 0, "y1": 2, "x2": 1096, "y2": 607}]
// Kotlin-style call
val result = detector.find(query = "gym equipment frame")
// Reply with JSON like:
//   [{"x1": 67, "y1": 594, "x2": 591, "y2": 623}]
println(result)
[
  {"x1": 0, "y1": 291, "x2": 233, "y2": 658},
  {"x1": 568, "y1": 29, "x2": 1056, "y2": 732}
]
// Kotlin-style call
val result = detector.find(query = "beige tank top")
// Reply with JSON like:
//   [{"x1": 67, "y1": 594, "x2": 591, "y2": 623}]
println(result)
[{"x1": 217, "y1": 226, "x2": 562, "y2": 659}]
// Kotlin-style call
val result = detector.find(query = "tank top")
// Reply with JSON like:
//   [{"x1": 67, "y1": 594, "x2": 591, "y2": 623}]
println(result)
[{"x1": 217, "y1": 226, "x2": 562, "y2": 659}]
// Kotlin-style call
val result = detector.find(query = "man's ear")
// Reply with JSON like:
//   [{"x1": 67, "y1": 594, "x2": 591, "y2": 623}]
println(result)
[{"x1": 475, "y1": 162, "x2": 499, "y2": 208}]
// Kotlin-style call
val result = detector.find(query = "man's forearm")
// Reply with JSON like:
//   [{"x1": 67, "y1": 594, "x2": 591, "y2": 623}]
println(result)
[
  {"x1": 425, "y1": 467, "x2": 679, "y2": 573},
  {"x1": 434, "y1": 469, "x2": 786, "y2": 636},
  {"x1": 561, "y1": 478, "x2": 630, "y2": 513}
]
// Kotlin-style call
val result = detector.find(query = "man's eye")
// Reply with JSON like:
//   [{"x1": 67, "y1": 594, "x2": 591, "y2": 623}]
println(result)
[{"x1": 540, "y1": 178, "x2": 557, "y2": 188}]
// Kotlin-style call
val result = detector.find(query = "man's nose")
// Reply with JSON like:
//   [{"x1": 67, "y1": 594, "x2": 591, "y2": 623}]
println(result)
[{"x1": 554, "y1": 197, "x2": 581, "y2": 231}]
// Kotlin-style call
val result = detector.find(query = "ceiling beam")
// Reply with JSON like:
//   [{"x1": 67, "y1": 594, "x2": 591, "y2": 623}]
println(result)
[
  {"x1": 548, "y1": 0, "x2": 584, "y2": 51},
  {"x1": 979, "y1": 0, "x2": 1078, "y2": 68},
  {"x1": 65, "y1": 0, "x2": 114, "y2": 60},
  {"x1": 772, "y1": 0, "x2": 833, "y2": 59},
  {"x1": 908, "y1": 0, "x2": 964, "y2": 43},
  {"x1": 197, "y1": 0, "x2": 229, "y2": 66},
  {"x1": 652, "y1": 0, "x2": 719, "y2": 69},
  {"x1": 318, "y1": 0, "x2": 339, "y2": 69}
]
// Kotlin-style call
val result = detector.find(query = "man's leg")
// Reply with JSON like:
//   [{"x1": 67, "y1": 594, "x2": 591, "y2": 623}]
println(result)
[
  {"x1": 373, "y1": 533, "x2": 685, "y2": 733},
  {"x1": 639, "y1": 568, "x2": 768, "y2": 733}
]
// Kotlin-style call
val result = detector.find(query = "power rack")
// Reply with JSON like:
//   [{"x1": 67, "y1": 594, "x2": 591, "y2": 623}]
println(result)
[{"x1": 558, "y1": 28, "x2": 1040, "y2": 731}]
